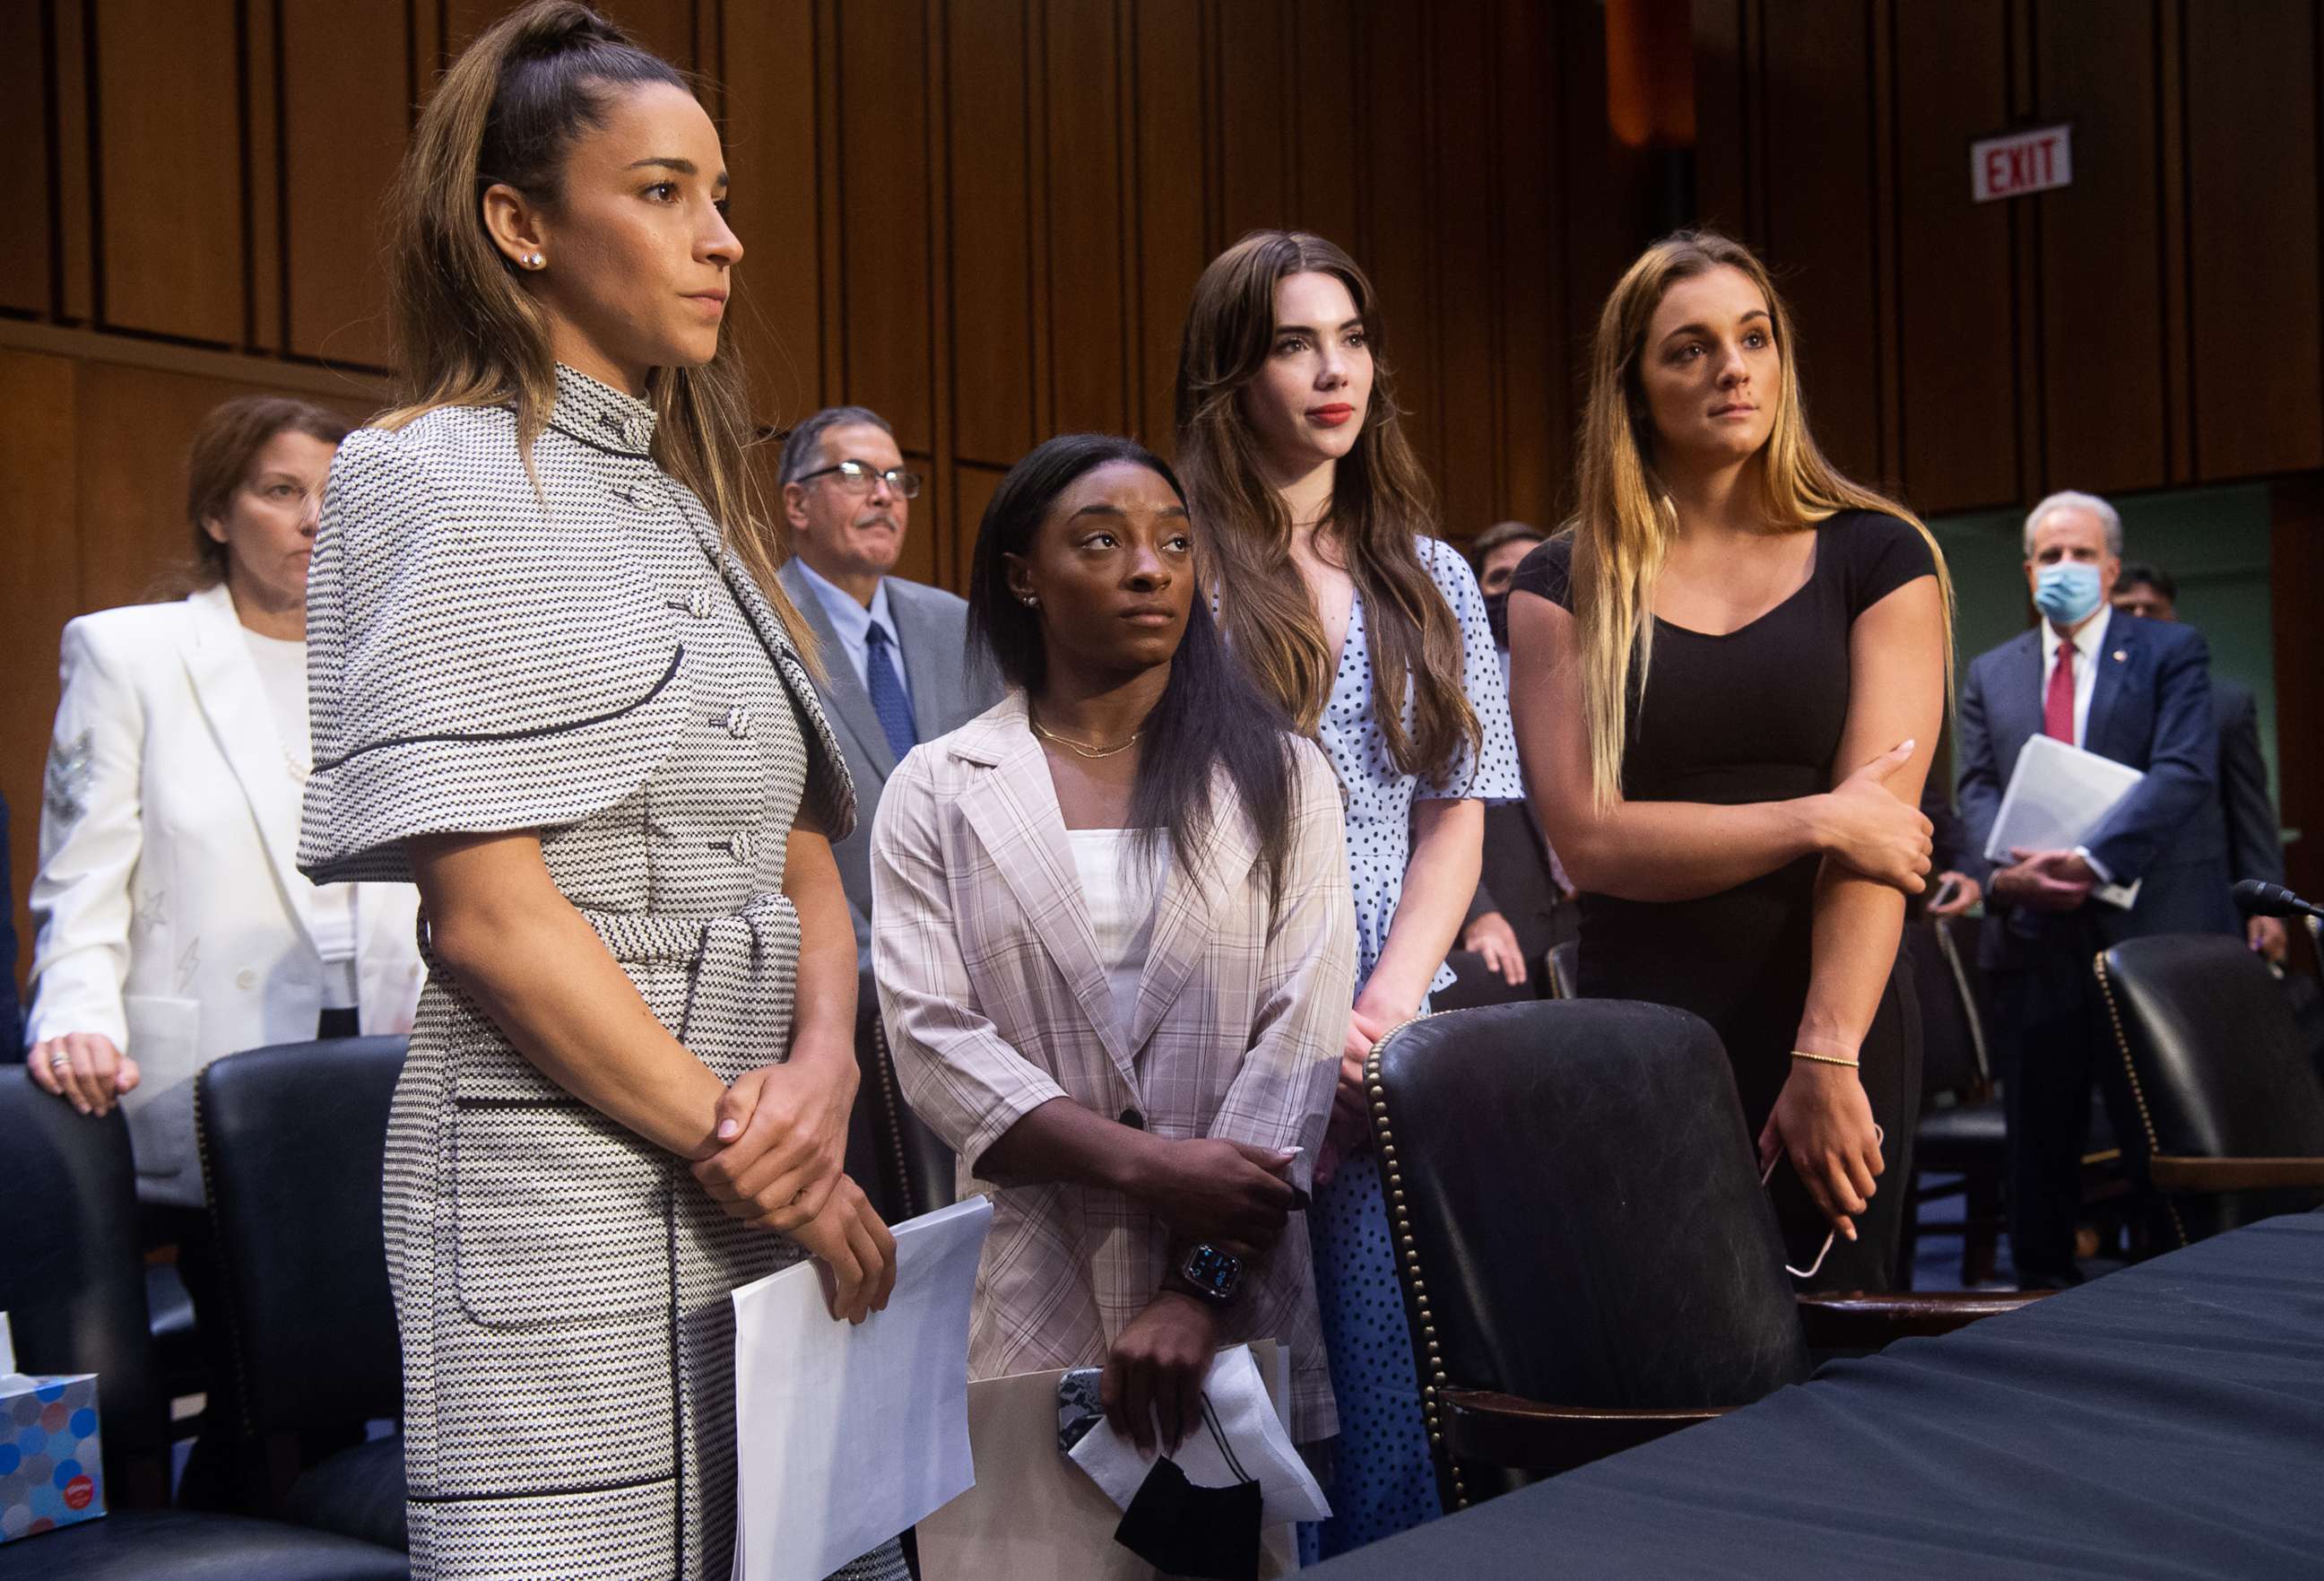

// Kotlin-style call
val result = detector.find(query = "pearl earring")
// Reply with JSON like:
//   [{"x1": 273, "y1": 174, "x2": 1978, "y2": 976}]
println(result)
[
  {"x1": 521, "y1": 252, "x2": 546, "y2": 270},
  {"x1": 1019, "y1": 594, "x2": 1039, "y2": 608}
]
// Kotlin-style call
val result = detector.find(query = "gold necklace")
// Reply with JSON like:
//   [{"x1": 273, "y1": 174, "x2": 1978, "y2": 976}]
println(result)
[{"x1": 1030, "y1": 714, "x2": 1141, "y2": 760}]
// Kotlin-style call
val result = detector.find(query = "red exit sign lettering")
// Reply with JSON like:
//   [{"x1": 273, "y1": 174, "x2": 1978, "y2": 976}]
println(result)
[{"x1": 1972, "y1": 124, "x2": 2073, "y2": 202}]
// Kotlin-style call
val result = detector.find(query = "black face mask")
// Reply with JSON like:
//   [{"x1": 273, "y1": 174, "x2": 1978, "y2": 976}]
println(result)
[
  {"x1": 1484, "y1": 588, "x2": 1511, "y2": 649},
  {"x1": 1112, "y1": 1453, "x2": 1263, "y2": 1581}
]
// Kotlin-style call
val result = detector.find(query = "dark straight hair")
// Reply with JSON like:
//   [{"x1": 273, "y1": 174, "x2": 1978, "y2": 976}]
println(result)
[{"x1": 968, "y1": 433, "x2": 1301, "y2": 892}]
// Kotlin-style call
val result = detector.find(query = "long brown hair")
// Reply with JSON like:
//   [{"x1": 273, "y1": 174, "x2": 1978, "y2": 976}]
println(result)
[
  {"x1": 1174, "y1": 230, "x2": 1479, "y2": 782},
  {"x1": 379, "y1": 0, "x2": 811, "y2": 653},
  {"x1": 1571, "y1": 230, "x2": 1953, "y2": 808}
]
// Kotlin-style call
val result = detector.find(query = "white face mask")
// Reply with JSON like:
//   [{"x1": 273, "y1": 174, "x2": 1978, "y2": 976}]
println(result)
[{"x1": 1761, "y1": 1125, "x2": 1885, "y2": 1281}]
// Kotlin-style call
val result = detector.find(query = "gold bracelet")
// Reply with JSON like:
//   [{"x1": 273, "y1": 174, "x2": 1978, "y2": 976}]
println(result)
[{"x1": 1791, "y1": 1049, "x2": 1860, "y2": 1068}]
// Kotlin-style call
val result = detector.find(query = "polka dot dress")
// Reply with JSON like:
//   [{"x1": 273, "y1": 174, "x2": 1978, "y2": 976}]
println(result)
[{"x1": 1304, "y1": 537, "x2": 1522, "y2": 1560}]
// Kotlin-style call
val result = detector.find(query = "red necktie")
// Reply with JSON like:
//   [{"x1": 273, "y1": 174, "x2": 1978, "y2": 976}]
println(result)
[{"x1": 2043, "y1": 640, "x2": 2077, "y2": 743}]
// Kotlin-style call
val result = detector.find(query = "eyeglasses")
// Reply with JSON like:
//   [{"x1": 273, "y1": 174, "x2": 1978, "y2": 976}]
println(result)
[{"x1": 794, "y1": 460, "x2": 922, "y2": 499}]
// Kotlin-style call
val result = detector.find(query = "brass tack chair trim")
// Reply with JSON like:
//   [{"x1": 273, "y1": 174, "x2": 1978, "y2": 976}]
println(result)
[
  {"x1": 2092, "y1": 950, "x2": 2189, "y2": 1248},
  {"x1": 1365, "y1": 1009, "x2": 1470, "y2": 1509}
]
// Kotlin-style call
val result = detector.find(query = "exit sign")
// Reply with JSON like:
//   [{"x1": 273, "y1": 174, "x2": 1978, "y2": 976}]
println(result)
[{"x1": 1972, "y1": 124, "x2": 2073, "y2": 202}]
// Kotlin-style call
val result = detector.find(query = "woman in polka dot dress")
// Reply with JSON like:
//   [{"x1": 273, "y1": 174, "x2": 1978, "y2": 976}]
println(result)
[{"x1": 1173, "y1": 231, "x2": 1522, "y2": 1558}]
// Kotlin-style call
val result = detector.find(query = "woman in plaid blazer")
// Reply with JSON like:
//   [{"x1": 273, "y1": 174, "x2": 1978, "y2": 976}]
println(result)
[{"x1": 872, "y1": 435, "x2": 1357, "y2": 1451}]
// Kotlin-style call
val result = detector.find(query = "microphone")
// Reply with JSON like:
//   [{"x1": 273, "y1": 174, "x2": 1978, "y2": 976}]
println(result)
[{"x1": 2232, "y1": 880, "x2": 2324, "y2": 920}]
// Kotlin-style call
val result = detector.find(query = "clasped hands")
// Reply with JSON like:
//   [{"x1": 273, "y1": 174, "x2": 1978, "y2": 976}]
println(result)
[
  {"x1": 1108, "y1": 1132, "x2": 1302, "y2": 1454},
  {"x1": 1990, "y1": 847, "x2": 2098, "y2": 912},
  {"x1": 691, "y1": 1042, "x2": 897, "y2": 1325}
]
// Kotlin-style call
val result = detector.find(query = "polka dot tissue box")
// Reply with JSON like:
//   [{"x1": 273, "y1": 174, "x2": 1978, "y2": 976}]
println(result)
[{"x1": 0, "y1": 1314, "x2": 106, "y2": 1543}]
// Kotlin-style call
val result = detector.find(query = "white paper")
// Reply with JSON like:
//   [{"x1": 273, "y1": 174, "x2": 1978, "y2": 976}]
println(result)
[
  {"x1": 1985, "y1": 734, "x2": 2145, "y2": 908},
  {"x1": 1066, "y1": 1343, "x2": 1331, "y2": 1526},
  {"x1": 731, "y1": 1195, "x2": 993, "y2": 1581}
]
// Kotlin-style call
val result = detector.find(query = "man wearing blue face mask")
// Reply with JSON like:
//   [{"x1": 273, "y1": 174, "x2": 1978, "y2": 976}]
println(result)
[{"x1": 1955, "y1": 490, "x2": 2231, "y2": 1287}]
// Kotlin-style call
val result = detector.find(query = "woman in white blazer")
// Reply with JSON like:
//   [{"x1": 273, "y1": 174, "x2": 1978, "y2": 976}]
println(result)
[{"x1": 25, "y1": 394, "x2": 424, "y2": 1210}]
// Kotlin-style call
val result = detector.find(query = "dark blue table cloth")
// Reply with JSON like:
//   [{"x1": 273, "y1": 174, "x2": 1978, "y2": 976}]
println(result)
[{"x1": 1312, "y1": 1212, "x2": 2324, "y2": 1578}]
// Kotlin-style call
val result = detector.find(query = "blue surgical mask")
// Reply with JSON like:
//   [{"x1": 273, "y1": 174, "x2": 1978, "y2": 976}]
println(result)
[{"x1": 2033, "y1": 560, "x2": 2103, "y2": 624}]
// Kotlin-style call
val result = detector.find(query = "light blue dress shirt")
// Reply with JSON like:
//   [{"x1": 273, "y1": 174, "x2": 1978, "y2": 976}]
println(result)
[{"x1": 790, "y1": 556, "x2": 915, "y2": 716}]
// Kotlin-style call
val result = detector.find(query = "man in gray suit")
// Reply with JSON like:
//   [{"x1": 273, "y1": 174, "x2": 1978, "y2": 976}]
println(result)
[{"x1": 776, "y1": 406, "x2": 1002, "y2": 965}]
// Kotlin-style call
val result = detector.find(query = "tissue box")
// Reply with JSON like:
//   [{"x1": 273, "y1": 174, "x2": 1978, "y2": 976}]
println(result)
[{"x1": 0, "y1": 1372, "x2": 105, "y2": 1542}]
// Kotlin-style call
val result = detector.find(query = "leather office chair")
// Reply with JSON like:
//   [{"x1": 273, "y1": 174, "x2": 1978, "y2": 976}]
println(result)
[
  {"x1": 852, "y1": 968, "x2": 955, "y2": 1224},
  {"x1": 1545, "y1": 942, "x2": 1579, "y2": 1002},
  {"x1": 1364, "y1": 1001, "x2": 2038, "y2": 1510},
  {"x1": 0, "y1": 1069, "x2": 409, "y2": 1579},
  {"x1": 2094, "y1": 934, "x2": 2324, "y2": 1247},
  {"x1": 195, "y1": 1038, "x2": 411, "y2": 1551},
  {"x1": 1903, "y1": 917, "x2": 2005, "y2": 1285}
]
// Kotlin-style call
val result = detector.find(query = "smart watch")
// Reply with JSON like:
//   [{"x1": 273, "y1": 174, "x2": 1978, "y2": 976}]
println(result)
[{"x1": 1173, "y1": 1242, "x2": 1244, "y2": 1306}]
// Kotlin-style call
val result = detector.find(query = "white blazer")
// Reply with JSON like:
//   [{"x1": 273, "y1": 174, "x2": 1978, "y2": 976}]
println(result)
[{"x1": 27, "y1": 583, "x2": 424, "y2": 1205}]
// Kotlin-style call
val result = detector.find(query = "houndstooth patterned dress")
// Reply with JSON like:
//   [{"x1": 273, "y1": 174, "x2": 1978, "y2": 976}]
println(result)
[{"x1": 299, "y1": 364, "x2": 909, "y2": 1581}]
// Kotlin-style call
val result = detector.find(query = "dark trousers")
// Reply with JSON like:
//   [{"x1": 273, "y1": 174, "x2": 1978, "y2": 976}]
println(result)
[{"x1": 1990, "y1": 923, "x2": 2124, "y2": 1281}]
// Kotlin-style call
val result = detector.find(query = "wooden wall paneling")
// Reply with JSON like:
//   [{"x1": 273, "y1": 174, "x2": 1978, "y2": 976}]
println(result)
[
  {"x1": 945, "y1": 0, "x2": 1035, "y2": 464},
  {"x1": 1892, "y1": 0, "x2": 2016, "y2": 514},
  {"x1": 93, "y1": 0, "x2": 245, "y2": 343},
  {"x1": 0, "y1": 351, "x2": 84, "y2": 987},
  {"x1": 442, "y1": 0, "x2": 698, "y2": 66},
  {"x1": 887, "y1": 450, "x2": 941, "y2": 587},
  {"x1": 1044, "y1": 0, "x2": 1133, "y2": 438},
  {"x1": 54, "y1": 0, "x2": 96, "y2": 324},
  {"x1": 2034, "y1": 0, "x2": 2169, "y2": 498},
  {"x1": 1214, "y1": 0, "x2": 1291, "y2": 250},
  {"x1": 1690, "y1": 0, "x2": 1750, "y2": 242},
  {"x1": 2184, "y1": 0, "x2": 2324, "y2": 480},
  {"x1": 1357, "y1": 1, "x2": 1441, "y2": 493},
  {"x1": 920, "y1": 0, "x2": 962, "y2": 590},
  {"x1": 835, "y1": 0, "x2": 936, "y2": 452},
  {"x1": 602, "y1": 0, "x2": 701, "y2": 69},
  {"x1": 1288, "y1": 0, "x2": 1359, "y2": 251},
  {"x1": 1555, "y1": 0, "x2": 1638, "y2": 387},
  {"x1": 2155, "y1": 0, "x2": 2192, "y2": 482},
  {"x1": 244, "y1": 0, "x2": 282, "y2": 353},
  {"x1": 1866, "y1": 0, "x2": 1901, "y2": 501},
  {"x1": 2003, "y1": 0, "x2": 2043, "y2": 505},
  {"x1": 813, "y1": 0, "x2": 845, "y2": 404},
  {"x1": 951, "y1": 461, "x2": 1009, "y2": 583},
  {"x1": 1428, "y1": 1, "x2": 1502, "y2": 536},
  {"x1": 723, "y1": 0, "x2": 828, "y2": 430},
  {"x1": 0, "y1": 0, "x2": 53, "y2": 314},
  {"x1": 1751, "y1": 0, "x2": 1882, "y2": 485},
  {"x1": 1131, "y1": 0, "x2": 1208, "y2": 451},
  {"x1": 1494, "y1": 0, "x2": 1563, "y2": 529},
  {"x1": 280, "y1": 0, "x2": 409, "y2": 369}
]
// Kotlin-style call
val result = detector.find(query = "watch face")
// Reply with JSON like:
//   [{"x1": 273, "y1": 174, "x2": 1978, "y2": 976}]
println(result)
[{"x1": 1183, "y1": 1243, "x2": 1244, "y2": 1299}]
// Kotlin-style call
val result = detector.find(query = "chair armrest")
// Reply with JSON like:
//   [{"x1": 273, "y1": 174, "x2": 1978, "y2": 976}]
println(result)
[
  {"x1": 1439, "y1": 1388, "x2": 1723, "y2": 1476},
  {"x1": 2148, "y1": 1156, "x2": 2324, "y2": 1193},
  {"x1": 1797, "y1": 1290, "x2": 2049, "y2": 1348}
]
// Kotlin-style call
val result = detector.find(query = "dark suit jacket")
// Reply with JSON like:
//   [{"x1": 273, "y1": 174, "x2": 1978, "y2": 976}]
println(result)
[
  {"x1": 776, "y1": 561, "x2": 1003, "y2": 963},
  {"x1": 2213, "y1": 679, "x2": 2287, "y2": 887},
  {"x1": 1956, "y1": 612, "x2": 2235, "y2": 972},
  {"x1": 1461, "y1": 803, "x2": 1568, "y2": 962}
]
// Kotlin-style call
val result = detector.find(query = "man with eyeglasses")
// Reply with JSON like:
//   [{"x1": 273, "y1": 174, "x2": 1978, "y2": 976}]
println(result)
[{"x1": 776, "y1": 406, "x2": 1002, "y2": 965}]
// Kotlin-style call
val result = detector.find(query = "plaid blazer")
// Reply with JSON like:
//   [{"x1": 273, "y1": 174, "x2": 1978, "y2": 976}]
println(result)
[{"x1": 871, "y1": 693, "x2": 1356, "y2": 1441}]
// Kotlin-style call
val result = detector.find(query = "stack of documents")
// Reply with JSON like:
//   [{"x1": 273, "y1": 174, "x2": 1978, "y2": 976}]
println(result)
[
  {"x1": 1983, "y1": 734, "x2": 2144, "y2": 908},
  {"x1": 731, "y1": 1196, "x2": 994, "y2": 1581}
]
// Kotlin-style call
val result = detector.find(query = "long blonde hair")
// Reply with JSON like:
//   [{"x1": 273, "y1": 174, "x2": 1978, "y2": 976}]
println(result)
[
  {"x1": 1174, "y1": 230, "x2": 1479, "y2": 781},
  {"x1": 1571, "y1": 230, "x2": 1952, "y2": 809},
  {"x1": 379, "y1": 0, "x2": 811, "y2": 656}
]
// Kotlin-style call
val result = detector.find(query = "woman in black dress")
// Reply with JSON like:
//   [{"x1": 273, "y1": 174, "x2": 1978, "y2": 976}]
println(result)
[{"x1": 1507, "y1": 232, "x2": 1949, "y2": 1288}]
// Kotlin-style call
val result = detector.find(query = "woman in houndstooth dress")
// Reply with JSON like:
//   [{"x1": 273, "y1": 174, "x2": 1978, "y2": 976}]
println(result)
[{"x1": 298, "y1": 6, "x2": 906, "y2": 1577}]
